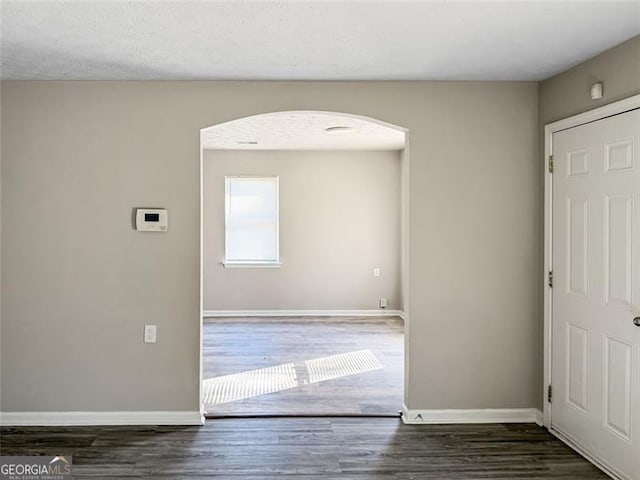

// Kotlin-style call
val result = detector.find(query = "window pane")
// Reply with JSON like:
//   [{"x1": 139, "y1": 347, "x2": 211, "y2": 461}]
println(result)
[{"x1": 225, "y1": 177, "x2": 278, "y2": 262}]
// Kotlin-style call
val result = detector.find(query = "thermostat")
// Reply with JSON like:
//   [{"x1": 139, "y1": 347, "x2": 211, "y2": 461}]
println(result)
[{"x1": 136, "y1": 208, "x2": 168, "y2": 232}]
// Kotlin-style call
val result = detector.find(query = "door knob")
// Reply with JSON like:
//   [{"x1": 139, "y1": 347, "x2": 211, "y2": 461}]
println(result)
[{"x1": 634, "y1": 317, "x2": 640, "y2": 327}]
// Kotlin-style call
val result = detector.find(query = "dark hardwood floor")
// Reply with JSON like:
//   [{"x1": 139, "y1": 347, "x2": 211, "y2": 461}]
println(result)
[
  {"x1": 202, "y1": 317, "x2": 404, "y2": 416},
  {"x1": 0, "y1": 418, "x2": 608, "y2": 479}
]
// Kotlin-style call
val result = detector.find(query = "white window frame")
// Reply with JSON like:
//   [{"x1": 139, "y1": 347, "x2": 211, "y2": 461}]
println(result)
[{"x1": 223, "y1": 176, "x2": 281, "y2": 268}]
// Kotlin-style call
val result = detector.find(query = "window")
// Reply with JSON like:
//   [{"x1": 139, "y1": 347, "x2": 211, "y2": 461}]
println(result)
[{"x1": 224, "y1": 176, "x2": 280, "y2": 266}]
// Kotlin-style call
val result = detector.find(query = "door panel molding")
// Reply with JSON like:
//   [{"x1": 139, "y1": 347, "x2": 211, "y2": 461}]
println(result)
[{"x1": 603, "y1": 335, "x2": 632, "y2": 443}]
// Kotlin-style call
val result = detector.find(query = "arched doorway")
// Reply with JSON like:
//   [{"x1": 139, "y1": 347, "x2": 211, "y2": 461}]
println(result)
[{"x1": 199, "y1": 111, "x2": 410, "y2": 418}]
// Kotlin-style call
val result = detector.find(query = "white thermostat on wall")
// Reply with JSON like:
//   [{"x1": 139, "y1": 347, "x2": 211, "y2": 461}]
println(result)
[{"x1": 136, "y1": 208, "x2": 168, "y2": 232}]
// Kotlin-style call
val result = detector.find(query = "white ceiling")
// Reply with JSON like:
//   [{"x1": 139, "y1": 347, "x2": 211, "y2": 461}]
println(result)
[
  {"x1": 201, "y1": 112, "x2": 406, "y2": 150},
  {"x1": 1, "y1": 1, "x2": 639, "y2": 81}
]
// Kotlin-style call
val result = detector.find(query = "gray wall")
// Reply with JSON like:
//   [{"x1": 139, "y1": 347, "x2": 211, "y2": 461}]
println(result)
[
  {"x1": 0, "y1": 84, "x2": 2, "y2": 391},
  {"x1": 203, "y1": 149, "x2": 402, "y2": 312},
  {"x1": 0, "y1": 81, "x2": 539, "y2": 413}
]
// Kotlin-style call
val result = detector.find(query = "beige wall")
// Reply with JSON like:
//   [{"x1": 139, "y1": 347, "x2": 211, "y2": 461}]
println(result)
[
  {"x1": 0, "y1": 81, "x2": 539, "y2": 413},
  {"x1": 540, "y1": 35, "x2": 640, "y2": 124},
  {"x1": 203, "y1": 149, "x2": 402, "y2": 312}
]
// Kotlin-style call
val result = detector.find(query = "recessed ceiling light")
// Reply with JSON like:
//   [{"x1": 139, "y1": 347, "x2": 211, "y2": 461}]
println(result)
[
  {"x1": 324, "y1": 126, "x2": 354, "y2": 135},
  {"x1": 237, "y1": 141, "x2": 258, "y2": 145}
]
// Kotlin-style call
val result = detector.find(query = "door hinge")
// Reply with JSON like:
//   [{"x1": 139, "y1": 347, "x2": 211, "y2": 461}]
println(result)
[
  {"x1": 548, "y1": 385, "x2": 553, "y2": 403},
  {"x1": 548, "y1": 155, "x2": 554, "y2": 173},
  {"x1": 548, "y1": 271, "x2": 553, "y2": 288}
]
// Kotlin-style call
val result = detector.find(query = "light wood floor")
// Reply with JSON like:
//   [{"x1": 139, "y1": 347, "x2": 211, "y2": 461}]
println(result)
[
  {"x1": 203, "y1": 316, "x2": 404, "y2": 416},
  {"x1": 0, "y1": 418, "x2": 608, "y2": 479}
]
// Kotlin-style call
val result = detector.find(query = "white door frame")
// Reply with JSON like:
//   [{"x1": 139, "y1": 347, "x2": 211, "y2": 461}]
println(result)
[{"x1": 543, "y1": 94, "x2": 640, "y2": 431}]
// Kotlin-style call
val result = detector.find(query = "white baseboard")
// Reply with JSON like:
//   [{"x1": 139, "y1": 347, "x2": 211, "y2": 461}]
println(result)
[
  {"x1": 0, "y1": 411, "x2": 205, "y2": 427},
  {"x1": 203, "y1": 309, "x2": 404, "y2": 318},
  {"x1": 534, "y1": 409, "x2": 544, "y2": 427},
  {"x1": 401, "y1": 405, "x2": 543, "y2": 425}
]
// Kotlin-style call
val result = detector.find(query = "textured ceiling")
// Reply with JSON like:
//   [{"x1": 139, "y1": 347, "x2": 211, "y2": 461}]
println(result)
[
  {"x1": 1, "y1": 1, "x2": 639, "y2": 81},
  {"x1": 201, "y1": 112, "x2": 405, "y2": 150}
]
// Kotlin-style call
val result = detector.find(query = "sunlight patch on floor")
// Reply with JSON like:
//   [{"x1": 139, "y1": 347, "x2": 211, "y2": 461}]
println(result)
[
  {"x1": 305, "y1": 349, "x2": 383, "y2": 384},
  {"x1": 203, "y1": 349, "x2": 383, "y2": 405},
  {"x1": 202, "y1": 363, "x2": 297, "y2": 405}
]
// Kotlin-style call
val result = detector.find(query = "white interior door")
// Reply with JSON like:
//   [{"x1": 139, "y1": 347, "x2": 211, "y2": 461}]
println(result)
[{"x1": 552, "y1": 108, "x2": 640, "y2": 480}]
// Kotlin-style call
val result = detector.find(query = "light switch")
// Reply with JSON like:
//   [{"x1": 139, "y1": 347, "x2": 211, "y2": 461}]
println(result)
[{"x1": 373, "y1": 268, "x2": 381, "y2": 277}]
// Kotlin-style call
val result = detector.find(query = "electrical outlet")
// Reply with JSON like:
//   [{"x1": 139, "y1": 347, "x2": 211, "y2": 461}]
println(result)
[
  {"x1": 144, "y1": 325, "x2": 157, "y2": 343},
  {"x1": 373, "y1": 268, "x2": 381, "y2": 277},
  {"x1": 379, "y1": 298, "x2": 388, "y2": 309}
]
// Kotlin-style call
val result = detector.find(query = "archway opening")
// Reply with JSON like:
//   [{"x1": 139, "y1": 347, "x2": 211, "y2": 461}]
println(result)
[{"x1": 199, "y1": 111, "x2": 410, "y2": 418}]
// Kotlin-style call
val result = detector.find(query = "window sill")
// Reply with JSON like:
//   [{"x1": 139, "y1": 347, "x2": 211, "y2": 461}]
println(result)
[{"x1": 221, "y1": 261, "x2": 282, "y2": 269}]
